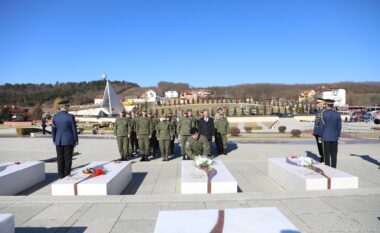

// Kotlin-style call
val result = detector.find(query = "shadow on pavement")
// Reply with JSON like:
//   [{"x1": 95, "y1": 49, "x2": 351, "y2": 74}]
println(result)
[
  {"x1": 350, "y1": 154, "x2": 380, "y2": 169},
  {"x1": 16, "y1": 227, "x2": 86, "y2": 233},
  {"x1": 17, "y1": 173, "x2": 59, "y2": 195},
  {"x1": 42, "y1": 152, "x2": 81, "y2": 163},
  {"x1": 121, "y1": 172, "x2": 148, "y2": 195}
]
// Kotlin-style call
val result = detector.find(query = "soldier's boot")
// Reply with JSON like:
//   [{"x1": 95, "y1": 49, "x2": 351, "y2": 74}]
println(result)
[
  {"x1": 145, "y1": 155, "x2": 150, "y2": 161},
  {"x1": 223, "y1": 149, "x2": 227, "y2": 155},
  {"x1": 182, "y1": 155, "x2": 186, "y2": 160},
  {"x1": 140, "y1": 154, "x2": 146, "y2": 162}
]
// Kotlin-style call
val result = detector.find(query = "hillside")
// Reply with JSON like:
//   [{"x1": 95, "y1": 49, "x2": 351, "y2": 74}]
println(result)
[{"x1": 1, "y1": 81, "x2": 379, "y2": 108}]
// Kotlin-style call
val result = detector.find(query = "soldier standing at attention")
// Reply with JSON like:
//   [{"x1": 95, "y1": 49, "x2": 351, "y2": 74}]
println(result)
[
  {"x1": 319, "y1": 99, "x2": 342, "y2": 168},
  {"x1": 150, "y1": 113, "x2": 160, "y2": 157},
  {"x1": 177, "y1": 111, "x2": 192, "y2": 160},
  {"x1": 130, "y1": 111, "x2": 139, "y2": 156},
  {"x1": 52, "y1": 100, "x2": 78, "y2": 178},
  {"x1": 198, "y1": 110, "x2": 215, "y2": 154},
  {"x1": 156, "y1": 114, "x2": 174, "y2": 161},
  {"x1": 214, "y1": 114, "x2": 230, "y2": 155},
  {"x1": 312, "y1": 98, "x2": 326, "y2": 162},
  {"x1": 114, "y1": 111, "x2": 130, "y2": 161},
  {"x1": 187, "y1": 109, "x2": 198, "y2": 128},
  {"x1": 168, "y1": 112, "x2": 176, "y2": 156},
  {"x1": 185, "y1": 127, "x2": 211, "y2": 160},
  {"x1": 136, "y1": 110, "x2": 152, "y2": 162}
]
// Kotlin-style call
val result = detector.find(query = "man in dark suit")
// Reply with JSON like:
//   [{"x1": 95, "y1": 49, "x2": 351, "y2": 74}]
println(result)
[
  {"x1": 312, "y1": 98, "x2": 325, "y2": 162},
  {"x1": 52, "y1": 100, "x2": 78, "y2": 178},
  {"x1": 319, "y1": 99, "x2": 342, "y2": 168},
  {"x1": 198, "y1": 110, "x2": 215, "y2": 154}
]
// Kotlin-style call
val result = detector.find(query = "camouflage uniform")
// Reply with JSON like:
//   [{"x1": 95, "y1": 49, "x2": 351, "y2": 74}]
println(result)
[
  {"x1": 136, "y1": 115, "x2": 152, "y2": 161},
  {"x1": 150, "y1": 116, "x2": 160, "y2": 157},
  {"x1": 156, "y1": 119, "x2": 174, "y2": 161},
  {"x1": 114, "y1": 116, "x2": 131, "y2": 160},
  {"x1": 177, "y1": 116, "x2": 192, "y2": 159},
  {"x1": 214, "y1": 117, "x2": 229, "y2": 154},
  {"x1": 185, "y1": 135, "x2": 211, "y2": 160},
  {"x1": 130, "y1": 114, "x2": 139, "y2": 154}
]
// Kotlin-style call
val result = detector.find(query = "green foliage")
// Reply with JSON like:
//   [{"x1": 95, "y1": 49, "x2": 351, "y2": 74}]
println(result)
[{"x1": 0, "y1": 107, "x2": 13, "y2": 122}]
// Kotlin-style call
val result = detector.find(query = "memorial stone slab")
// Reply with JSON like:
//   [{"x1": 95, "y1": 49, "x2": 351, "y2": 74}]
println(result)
[
  {"x1": 154, "y1": 207, "x2": 300, "y2": 233},
  {"x1": 0, "y1": 161, "x2": 45, "y2": 195},
  {"x1": 51, "y1": 161, "x2": 132, "y2": 196},
  {"x1": 268, "y1": 157, "x2": 358, "y2": 190},
  {"x1": 181, "y1": 160, "x2": 237, "y2": 194}
]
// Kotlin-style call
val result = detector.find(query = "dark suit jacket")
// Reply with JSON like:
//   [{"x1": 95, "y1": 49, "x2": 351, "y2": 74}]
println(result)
[
  {"x1": 198, "y1": 117, "x2": 215, "y2": 140},
  {"x1": 52, "y1": 111, "x2": 78, "y2": 146},
  {"x1": 319, "y1": 109, "x2": 342, "y2": 142}
]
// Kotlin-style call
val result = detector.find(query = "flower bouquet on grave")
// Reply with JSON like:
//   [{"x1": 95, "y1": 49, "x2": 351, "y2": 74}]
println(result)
[
  {"x1": 194, "y1": 155, "x2": 214, "y2": 171},
  {"x1": 287, "y1": 155, "x2": 316, "y2": 168},
  {"x1": 81, "y1": 168, "x2": 107, "y2": 176}
]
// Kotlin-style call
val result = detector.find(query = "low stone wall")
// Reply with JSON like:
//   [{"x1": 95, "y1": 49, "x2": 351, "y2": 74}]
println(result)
[{"x1": 226, "y1": 116, "x2": 279, "y2": 123}]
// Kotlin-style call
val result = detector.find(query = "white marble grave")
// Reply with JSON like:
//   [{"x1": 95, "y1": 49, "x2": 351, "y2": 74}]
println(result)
[
  {"x1": 0, "y1": 213, "x2": 15, "y2": 233},
  {"x1": 154, "y1": 207, "x2": 300, "y2": 233},
  {"x1": 51, "y1": 161, "x2": 132, "y2": 195},
  {"x1": 268, "y1": 157, "x2": 358, "y2": 190},
  {"x1": 0, "y1": 161, "x2": 45, "y2": 195},
  {"x1": 181, "y1": 160, "x2": 237, "y2": 194}
]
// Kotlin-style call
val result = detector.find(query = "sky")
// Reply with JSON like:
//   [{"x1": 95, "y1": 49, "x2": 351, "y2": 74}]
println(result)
[{"x1": 0, "y1": 0, "x2": 379, "y2": 87}]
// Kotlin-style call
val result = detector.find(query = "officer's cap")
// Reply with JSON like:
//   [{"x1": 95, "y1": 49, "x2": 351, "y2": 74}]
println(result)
[
  {"x1": 316, "y1": 98, "x2": 325, "y2": 104},
  {"x1": 324, "y1": 99, "x2": 335, "y2": 104},
  {"x1": 190, "y1": 127, "x2": 198, "y2": 135},
  {"x1": 58, "y1": 100, "x2": 70, "y2": 105}
]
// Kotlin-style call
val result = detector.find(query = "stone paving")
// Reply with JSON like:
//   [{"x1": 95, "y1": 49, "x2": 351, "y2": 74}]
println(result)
[{"x1": 0, "y1": 136, "x2": 379, "y2": 233}]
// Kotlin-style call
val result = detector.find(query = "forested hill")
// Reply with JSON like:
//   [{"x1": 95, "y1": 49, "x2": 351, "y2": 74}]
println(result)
[{"x1": 0, "y1": 80, "x2": 139, "y2": 107}]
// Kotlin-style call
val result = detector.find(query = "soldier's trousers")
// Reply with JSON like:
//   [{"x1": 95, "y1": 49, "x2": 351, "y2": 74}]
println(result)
[
  {"x1": 215, "y1": 133, "x2": 223, "y2": 154},
  {"x1": 323, "y1": 141, "x2": 338, "y2": 168},
  {"x1": 159, "y1": 139, "x2": 170, "y2": 158},
  {"x1": 138, "y1": 135, "x2": 150, "y2": 155},
  {"x1": 221, "y1": 134, "x2": 228, "y2": 150},
  {"x1": 170, "y1": 136, "x2": 175, "y2": 155},
  {"x1": 117, "y1": 136, "x2": 129, "y2": 158},
  {"x1": 180, "y1": 135, "x2": 190, "y2": 156},
  {"x1": 130, "y1": 131, "x2": 138, "y2": 151},
  {"x1": 56, "y1": 145, "x2": 74, "y2": 178},
  {"x1": 314, "y1": 136, "x2": 324, "y2": 160}
]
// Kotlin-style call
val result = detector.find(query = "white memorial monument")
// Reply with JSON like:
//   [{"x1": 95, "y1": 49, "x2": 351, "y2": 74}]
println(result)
[
  {"x1": 0, "y1": 214, "x2": 15, "y2": 233},
  {"x1": 0, "y1": 161, "x2": 45, "y2": 195},
  {"x1": 154, "y1": 207, "x2": 300, "y2": 233},
  {"x1": 268, "y1": 157, "x2": 358, "y2": 190},
  {"x1": 51, "y1": 161, "x2": 132, "y2": 196},
  {"x1": 181, "y1": 159, "x2": 237, "y2": 194}
]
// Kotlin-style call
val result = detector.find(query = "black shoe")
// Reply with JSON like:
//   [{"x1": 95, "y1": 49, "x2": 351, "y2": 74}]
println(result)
[
  {"x1": 144, "y1": 155, "x2": 150, "y2": 161},
  {"x1": 140, "y1": 156, "x2": 146, "y2": 162},
  {"x1": 182, "y1": 155, "x2": 186, "y2": 160}
]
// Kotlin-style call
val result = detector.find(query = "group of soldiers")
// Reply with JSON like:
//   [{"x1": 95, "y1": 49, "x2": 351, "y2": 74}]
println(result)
[{"x1": 113, "y1": 108, "x2": 230, "y2": 162}]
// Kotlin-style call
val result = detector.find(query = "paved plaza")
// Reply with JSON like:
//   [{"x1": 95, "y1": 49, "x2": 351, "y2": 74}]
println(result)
[{"x1": 0, "y1": 136, "x2": 379, "y2": 233}]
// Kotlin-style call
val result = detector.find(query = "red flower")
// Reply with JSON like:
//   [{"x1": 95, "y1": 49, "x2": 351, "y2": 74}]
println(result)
[{"x1": 93, "y1": 169, "x2": 105, "y2": 176}]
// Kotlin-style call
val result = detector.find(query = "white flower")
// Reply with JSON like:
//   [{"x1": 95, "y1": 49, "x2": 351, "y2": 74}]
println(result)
[
  {"x1": 194, "y1": 156, "x2": 214, "y2": 168},
  {"x1": 296, "y1": 156, "x2": 315, "y2": 166}
]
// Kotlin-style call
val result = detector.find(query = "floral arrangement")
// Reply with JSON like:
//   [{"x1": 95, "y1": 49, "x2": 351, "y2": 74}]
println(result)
[
  {"x1": 81, "y1": 168, "x2": 107, "y2": 176},
  {"x1": 194, "y1": 156, "x2": 214, "y2": 168},
  {"x1": 288, "y1": 155, "x2": 315, "y2": 167}
]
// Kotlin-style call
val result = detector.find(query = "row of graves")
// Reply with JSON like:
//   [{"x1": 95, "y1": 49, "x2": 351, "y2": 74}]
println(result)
[{"x1": 0, "y1": 153, "x2": 358, "y2": 233}]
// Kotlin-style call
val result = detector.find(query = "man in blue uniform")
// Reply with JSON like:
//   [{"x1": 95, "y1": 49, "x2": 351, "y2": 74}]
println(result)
[
  {"x1": 319, "y1": 99, "x2": 342, "y2": 168},
  {"x1": 312, "y1": 98, "x2": 325, "y2": 162},
  {"x1": 52, "y1": 100, "x2": 78, "y2": 178}
]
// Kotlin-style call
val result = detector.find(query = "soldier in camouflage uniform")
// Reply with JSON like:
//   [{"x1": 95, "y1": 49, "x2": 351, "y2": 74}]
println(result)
[
  {"x1": 187, "y1": 109, "x2": 198, "y2": 129},
  {"x1": 177, "y1": 111, "x2": 193, "y2": 160},
  {"x1": 136, "y1": 110, "x2": 152, "y2": 161},
  {"x1": 156, "y1": 114, "x2": 174, "y2": 161},
  {"x1": 168, "y1": 112, "x2": 176, "y2": 156},
  {"x1": 130, "y1": 111, "x2": 139, "y2": 156},
  {"x1": 214, "y1": 114, "x2": 230, "y2": 155},
  {"x1": 114, "y1": 111, "x2": 131, "y2": 161},
  {"x1": 185, "y1": 127, "x2": 211, "y2": 160},
  {"x1": 150, "y1": 113, "x2": 160, "y2": 157}
]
